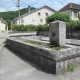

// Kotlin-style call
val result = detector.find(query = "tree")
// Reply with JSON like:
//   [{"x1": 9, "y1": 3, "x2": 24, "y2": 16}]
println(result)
[
  {"x1": 46, "y1": 12, "x2": 70, "y2": 23},
  {"x1": 0, "y1": 7, "x2": 36, "y2": 30},
  {"x1": 66, "y1": 20, "x2": 80, "y2": 31}
]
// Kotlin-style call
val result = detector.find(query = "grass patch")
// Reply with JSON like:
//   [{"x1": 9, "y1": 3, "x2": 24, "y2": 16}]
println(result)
[
  {"x1": 50, "y1": 47, "x2": 62, "y2": 50},
  {"x1": 66, "y1": 64, "x2": 74, "y2": 72},
  {"x1": 75, "y1": 64, "x2": 79, "y2": 67},
  {"x1": 55, "y1": 73, "x2": 58, "y2": 76}
]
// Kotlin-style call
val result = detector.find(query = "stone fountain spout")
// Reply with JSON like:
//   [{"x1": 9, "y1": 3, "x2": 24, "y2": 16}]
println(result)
[{"x1": 49, "y1": 20, "x2": 66, "y2": 47}]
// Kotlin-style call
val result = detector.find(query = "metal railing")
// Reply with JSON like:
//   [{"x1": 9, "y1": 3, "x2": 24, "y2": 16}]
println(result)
[{"x1": 37, "y1": 31, "x2": 80, "y2": 39}]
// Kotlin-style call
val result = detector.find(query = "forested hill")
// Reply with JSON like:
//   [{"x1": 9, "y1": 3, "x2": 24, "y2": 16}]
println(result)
[{"x1": 0, "y1": 7, "x2": 36, "y2": 29}]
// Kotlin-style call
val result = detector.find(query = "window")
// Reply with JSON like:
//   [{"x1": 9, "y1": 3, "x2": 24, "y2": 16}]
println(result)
[
  {"x1": 21, "y1": 19, "x2": 24, "y2": 23},
  {"x1": 40, "y1": 19, "x2": 43, "y2": 22},
  {"x1": 74, "y1": 12, "x2": 77, "y2": 17},
  {"x1": 38, "y1": 12, "x2": 41, "y2": 16},
  {"x1": 46, "y1": 13, "x2": 48, "y2": 16}
]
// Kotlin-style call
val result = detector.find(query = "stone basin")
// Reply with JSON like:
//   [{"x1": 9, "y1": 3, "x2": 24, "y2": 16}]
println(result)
[{"x1": 6, "y1": 37, "x2": 80, "y2": 74}]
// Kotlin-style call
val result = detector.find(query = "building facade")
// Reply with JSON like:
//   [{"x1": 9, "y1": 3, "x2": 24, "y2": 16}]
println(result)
[
  {"x1": 59, "y1": 3, "x2": 80, "y2": 20},
  {"x1": 13, "y1": 5, "x2": 56, "y2": 25},
  {"x1": 0, "y1": 18, "x2": 7, "y2": 32}
]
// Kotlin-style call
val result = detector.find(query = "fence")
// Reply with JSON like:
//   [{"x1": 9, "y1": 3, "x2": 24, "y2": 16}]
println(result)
[
  {"x1": 37, "y1": 31, "x2": 49, "y2": 37},
  {"x1": 37, "y1": 31, "x2": 80, "y2": 39},
  {"x1": 66, "y1": 31, "x2": 80, "y2": 39}
]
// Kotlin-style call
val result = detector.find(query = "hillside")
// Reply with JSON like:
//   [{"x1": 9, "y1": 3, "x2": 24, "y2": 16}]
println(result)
[{"x1": 0, "y1": 7, "x2": 36, "y2": 29}]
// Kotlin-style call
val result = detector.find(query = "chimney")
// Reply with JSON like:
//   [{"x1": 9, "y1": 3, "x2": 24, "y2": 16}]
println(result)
[{"x1": 28, "y1": 6, "x2": 30, "y2": 12}]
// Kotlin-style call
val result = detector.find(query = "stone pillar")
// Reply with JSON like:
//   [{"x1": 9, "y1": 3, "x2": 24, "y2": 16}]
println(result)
[{"x1": 49, "y1": 20, "x2": 66, "y2": 46}]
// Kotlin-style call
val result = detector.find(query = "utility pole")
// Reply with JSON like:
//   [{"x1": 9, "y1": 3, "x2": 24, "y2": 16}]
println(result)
[
  {"x1": 13, "y1": 0, "x2": 20, "y2": 25},
  {"x1": 17, "y1": 0, "x2": 20, "y2": 25}
]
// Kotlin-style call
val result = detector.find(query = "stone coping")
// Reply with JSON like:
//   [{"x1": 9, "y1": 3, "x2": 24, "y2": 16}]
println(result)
[{"x1": 66, "y1": 39, "x2": 80, "y2": 46}]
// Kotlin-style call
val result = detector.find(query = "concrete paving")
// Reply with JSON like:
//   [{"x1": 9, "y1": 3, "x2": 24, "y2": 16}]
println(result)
[
  {"x1": 0, "y1": 47, "x2": 80, "y2": 80},
  {"x1": 0, "y1": 32, "x2": 80, "y2": 80}
]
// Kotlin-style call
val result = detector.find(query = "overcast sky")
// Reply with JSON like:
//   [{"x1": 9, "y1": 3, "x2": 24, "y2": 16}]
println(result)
[{"x1": 0, "y1": 0, "x2": 80, "y2": 12}]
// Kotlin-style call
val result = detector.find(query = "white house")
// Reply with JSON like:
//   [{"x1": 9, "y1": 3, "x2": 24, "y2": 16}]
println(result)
[
  {"x1": 13, "y1": 5, "x2": 56, "y2": 25},
  {"x1": 0, "y1": 18, "x2": 7, "y2": 33},
  {"x1": 59, "y1": 3, "x2": 80, "y2": 20}
]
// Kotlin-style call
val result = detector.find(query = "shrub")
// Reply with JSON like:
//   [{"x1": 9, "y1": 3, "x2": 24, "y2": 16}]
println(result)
[
  {"x1": 46, "y1": 12, "x2": 70, "y2": 23},
  {"x1": 66, "y1": 20, "x2": 80, "y2": 31},
  {"x1": 36, "y1": 24, "x2": 49, "y2": 31},
  {"x1": 36, "y1": 25, "x2": 44, "y2": 31},
  {"x1": 43, "y1": 24, "x2": 49, "y2": 31},
  {"x1": 66, "y1": 20, "x2": 76, "y2": 31},
  {"x1": 20, "y1": 25, "x2": 27, "y2": 31},
  {"x1": 12, "y1": 24, "x2": 36, "y2": 31},
  {"x1": 13, "y1": 25, "x2": 19, "y2": 31},
  {"x1": 26, "y1": 24, "x2": 36, "y2": 31}
]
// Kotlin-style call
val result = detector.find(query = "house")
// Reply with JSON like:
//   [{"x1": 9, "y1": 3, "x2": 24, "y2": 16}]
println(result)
[
  {"x1": 0, "y1": 18, "x2": 7, "y2": 32},
  {"x1": 59, "y1": 3, "x2": 80, "y2": 20},
  {"x1": 13, "y1": 5, "x2": 56, "y2": 25}
]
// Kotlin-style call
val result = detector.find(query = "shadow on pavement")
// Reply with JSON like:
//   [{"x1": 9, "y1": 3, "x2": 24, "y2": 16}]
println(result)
[{"x1": 5, "y1": 46, "x2": 52, "y2": 75}]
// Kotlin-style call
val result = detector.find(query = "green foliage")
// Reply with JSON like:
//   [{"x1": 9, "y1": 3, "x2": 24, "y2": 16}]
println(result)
[
  {"x1": 26, "y1": 24, "x2": 36, "y2": 31},
  {"x1": 72, "y1": 9, "x2": 79, "y2": 12},
  {"x1": 6, "y1": 19, "x2": 11, "y2": 29},
  {"x1": 36, "y1": 24, "x2": 49, "y2": 31},
  {"x1": 46, "y1": 12, "x2": 70, "y2": 23},
  {"x1": 66, "y1": 20, "x2": 80, "y2": 31},
  {"x1": 0, "y1": 7, "x2": 36, "y2": 29},
  {"x1": 66, "y1": 64, "x2": 74, "y2": 72},
  {"x1": 78, "y1": 13, "x2": 80, "y2": 20},
  {"x1": 5, "y1": 24, "x2": 8, "y2": 30},
  {"x1": 50, "y1": 47, "x2": 62, "y2": 50},
  {"x1": 13, "y1": 24, "x2": 49, "y2": 31},
  {"x1": 75, "y1": 64, "x2": 79, "y2": 67},
  {"x1": 36, "y1": 25, "x2": 44, "y2": 31},
  {"x1": 12, "y1": 24, "x2": 36, "y2": 31},
  {"x1": 55, "y1": 74, "x2": 58, "y2": 76}
]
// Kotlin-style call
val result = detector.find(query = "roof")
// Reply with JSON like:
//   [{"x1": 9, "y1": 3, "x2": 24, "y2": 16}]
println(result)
[
  {"x1": 13, "y1": 5, "x2": 56, "y2": 21},
  {"x1": 59, "y1": 3, "x2": 80, "y2": 11},
  {"x1": 0, "y1": 18, "x2": 7, "y2": 24}
]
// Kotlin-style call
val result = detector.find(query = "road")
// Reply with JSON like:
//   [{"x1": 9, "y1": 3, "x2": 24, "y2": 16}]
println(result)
[{"x1": 0, "y1": 32, "x2": 80, "y2": 80}]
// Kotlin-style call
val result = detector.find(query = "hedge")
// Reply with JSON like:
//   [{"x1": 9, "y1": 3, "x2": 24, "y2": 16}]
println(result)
[
  {"x1": 12, "y1": 21, "x2": 80, "y2": 32},
  {"x1": 36, "y1": 24, "x2": 49, "y2": 31},
  {"x1": 12, "y1": 24, "x2": 36, "y2": 31},
  {"x1": 46, "y1": 12, "x2": 70, "y2": 23},
  {"x1": 12, "y1": 24, "x2": 49, "y2": 31},
  {"x1": 66, "y1": 20, "x2": 80, "y2": 31}
]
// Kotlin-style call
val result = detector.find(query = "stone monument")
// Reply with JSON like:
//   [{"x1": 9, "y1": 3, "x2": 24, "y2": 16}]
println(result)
[{"x1": 49, "y1": 20, "x2": 66, "y2": 46}]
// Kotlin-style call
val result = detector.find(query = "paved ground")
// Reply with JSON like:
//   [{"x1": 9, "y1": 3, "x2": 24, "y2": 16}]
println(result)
[
  {"x1": 0, "y1": 32, "x2": 80, "y2": 80},
  {"x1": 1, "y1": 47, "x2": 80, "y2": 80}
]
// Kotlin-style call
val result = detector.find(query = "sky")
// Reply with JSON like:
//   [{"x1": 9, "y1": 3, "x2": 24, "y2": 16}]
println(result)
[{"x1": 0, "y1": 0, "x2": 80, "y2": 12}]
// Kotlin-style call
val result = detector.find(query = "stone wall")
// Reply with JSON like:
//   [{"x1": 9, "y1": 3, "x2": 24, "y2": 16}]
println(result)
[
  {"x1": 66, "y1": 39, "x2": 80, "y2": 46},
  {"x1": 6, "y1": 38, "x2": 56, "y2": 74},
  {"x1": 6, "y1": 38, "x2": 80, "y2": 74}
]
